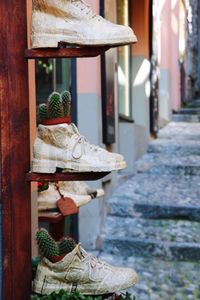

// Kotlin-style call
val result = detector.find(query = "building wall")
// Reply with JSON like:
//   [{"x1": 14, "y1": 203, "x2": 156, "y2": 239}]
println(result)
[
  {"x1": 77, "y1": 0, "x2": 152, "y2": 247},
  {"x1": 158, "y1": 0, "x2": 181, "y2": 125},
  {"x1": 119, "y1": 0, "x2": 150, "y2": 172}
]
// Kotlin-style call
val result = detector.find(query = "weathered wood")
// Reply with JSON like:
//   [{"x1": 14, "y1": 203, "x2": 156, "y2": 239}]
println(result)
[
  {"x1": 26, "y1": 172, "x2": 110, "y2": 181},
  {"x1": 38, "y1": 212, "x2": 65, "y2": 241},
  {"x1": 0, "y1": 0, "x2": 31, "y2": 299},
  {"x1": 38, "y1": 212, "x2": 64, "y2": 223},
  {"x1": 25, "y1": 45, "x2": 110, "y2": 59}
]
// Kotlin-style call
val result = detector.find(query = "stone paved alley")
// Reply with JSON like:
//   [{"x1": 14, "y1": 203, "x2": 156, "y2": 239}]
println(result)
[{"x1": 98, "y1": 100, "x2": 200, "y2": 300}]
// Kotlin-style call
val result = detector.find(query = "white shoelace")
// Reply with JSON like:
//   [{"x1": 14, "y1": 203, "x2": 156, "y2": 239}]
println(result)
[
  {"x1": 71, "y1": 0, "x2": 97, "y2": 19},
  {"x1": 72, "y1": 135, "x2": 100, "y2": 159},
  {"x1": 71, "y1": 123, "x2": 102, "y2": 159}
]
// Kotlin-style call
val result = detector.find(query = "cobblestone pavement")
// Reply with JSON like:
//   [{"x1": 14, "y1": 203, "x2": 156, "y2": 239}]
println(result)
[
  {"x1": 98, "y1": 253, "x2": 200, "y2": 300},
  {"x1": 98, "y1": 102, "x2": 200, "y2": 300}
]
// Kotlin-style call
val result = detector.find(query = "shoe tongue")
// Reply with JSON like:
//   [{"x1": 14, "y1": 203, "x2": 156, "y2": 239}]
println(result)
[{"x1": 76, "y1": 243, "x2": 87, "y2": 258}]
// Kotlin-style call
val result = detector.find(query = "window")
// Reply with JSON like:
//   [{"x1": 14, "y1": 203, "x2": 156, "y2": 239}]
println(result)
[
  {"x1": 35, "y1": 58, "x2": 77, "y2": 124},
  {"x1": 117, "y1": 0, "x2": 132, "y2": 119},
  {"x1": 36, "y1": 58, "x2": 72, "y2": 105}
]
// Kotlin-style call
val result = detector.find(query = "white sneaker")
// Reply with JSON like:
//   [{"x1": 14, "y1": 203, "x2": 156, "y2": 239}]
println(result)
[
  {"x1": 32, "y1": 123, "x2": 126, "y2": 173},
  {"x1": 31, "y1": 0, "x2": 137, "y2": 48},
  {"x1": 33, "y1": 244, "x2": 138, "y2": 295},
  {"x1": 38, "y1": 182, "x2": 104, "y2": 211},
  {"x1": 59, "y1": 181, "x2": 104, "y2": 198}
]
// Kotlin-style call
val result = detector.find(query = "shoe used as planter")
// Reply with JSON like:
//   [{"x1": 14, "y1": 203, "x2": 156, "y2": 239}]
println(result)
[
  {"x1": 31, "y1": 0, "x2": 137, "y2": 48},
  {"x1": 33, "y1": 243, "x2": 138, "y2": 295},
  {"x1": 38, "y1": 181, "x2": 104, "y2": 211},
  {"x1": 32, "y1": 123, "x2": 126, "y2": 173}
]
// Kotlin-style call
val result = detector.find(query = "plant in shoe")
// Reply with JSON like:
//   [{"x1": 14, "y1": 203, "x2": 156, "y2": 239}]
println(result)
[
  {"x1": 61, "y1": 90, "x2": 71, "y2": 116},
  {"x1": 31, "y1": 0, "x2": 137, "y2": 48},
  {"x1": 48, "y1": 92, "x2": 64, "y2": 119},
  {"x1": 33, "y1": 243, "x2": 138, "y2": 295},
  {"x1": 59, "y1": 237, "x2": 77, "y2": 255},
  {"x1": 38, "y1": 90, "x2": 71, "y2": 124},
  {"x1": 36, "y1": 228, "x2": 60, "y2": 261},
  {"x1": 32, "y1": 123, "x2": 127, "y2": 173},
  {"x1": 36, "y1": 229, "x2": 77, "y2": 262}
]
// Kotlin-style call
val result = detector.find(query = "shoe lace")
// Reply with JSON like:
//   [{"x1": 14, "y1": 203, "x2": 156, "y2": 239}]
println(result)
[
  {"x1": 71, "y1": 124, "x2": 101, "y2": 159},
  {"x1": 71, "y1": 0, "x2": 97, "y2": 19}
]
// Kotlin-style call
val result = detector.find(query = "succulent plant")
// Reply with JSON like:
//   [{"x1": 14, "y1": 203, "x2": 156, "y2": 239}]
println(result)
[
  {"x1": 47, "y1": 92, "x2": 63, "y2": 119},
  {"x1": 37, "y1": 181, "x2": 49, "y2": 193},
  {"x1": 61, "y1": 90, "x2": 71, "y2": 116},
  {"x1": 36, "y1": 228, "x2": 59, "y2": 260},
  {"x1": 59, "y1": 237, "x2": 76, "y2": 255},
  {"x1": 37, "y1": 90, "x2": 72, "y2": 123},
  {"x1": 38, "y1": 103, "x2": 48, "y2": 121}
]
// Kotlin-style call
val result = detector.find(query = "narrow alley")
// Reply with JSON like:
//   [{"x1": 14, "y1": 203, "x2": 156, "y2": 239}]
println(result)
[{"x1": 98, "y1": 100, "x2": 200, "y2": 300}]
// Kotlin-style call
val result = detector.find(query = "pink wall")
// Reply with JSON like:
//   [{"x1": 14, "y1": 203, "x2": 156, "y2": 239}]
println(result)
[
  {"x1": 159, "y1": 0, "x2": 180, "y2": 111},
  {"x1": 77, "y1": 0, "x2": 101, "y2": 95}
]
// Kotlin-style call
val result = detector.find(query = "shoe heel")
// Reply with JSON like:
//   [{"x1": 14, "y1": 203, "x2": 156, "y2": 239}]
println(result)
[
  {"x1": 31, "y1": 33, "x2": 64, "y2": 48},
  {"x1": 32, "y1": 159, "x2": 57, "y2": 173}
]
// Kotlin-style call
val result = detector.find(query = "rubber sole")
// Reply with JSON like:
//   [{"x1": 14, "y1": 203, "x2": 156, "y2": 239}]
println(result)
[
  {"x1": 33, "y1": 275, "x2": 138, "y2": 296},
  {"x1": 32, "y1": 158, "x2": 127, "y2": 173},
  {"x1": 31, "y1": 33, "x2": 137, "y2": 48}
]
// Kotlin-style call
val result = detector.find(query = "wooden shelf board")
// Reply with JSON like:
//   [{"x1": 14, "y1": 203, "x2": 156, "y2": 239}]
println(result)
[
  {"x1": 25, "y1": 45, "x2": 110, "y2": 59},
  {"x1": 38, "y1": 212, "x2": 64, "y2": 223},
  {"x1": 26, "y1": 171, "x2": 110, "y2": 182}
]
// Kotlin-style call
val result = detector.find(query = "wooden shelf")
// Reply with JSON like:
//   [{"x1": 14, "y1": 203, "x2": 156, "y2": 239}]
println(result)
[
  {"x1": 38, "y1": 212, "x2": 64, "y2": 223},
  {"x1": 25, "y1": 44, "x2": 110, "y2": 59},
  {"x1": 26, "y1": 171, "x2": 110, "y2": 182}
]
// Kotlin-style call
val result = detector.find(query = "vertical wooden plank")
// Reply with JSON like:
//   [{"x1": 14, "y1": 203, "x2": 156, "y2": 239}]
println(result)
[{"x1": 0, "y1": 0, "x2": 31, "y2": 299}]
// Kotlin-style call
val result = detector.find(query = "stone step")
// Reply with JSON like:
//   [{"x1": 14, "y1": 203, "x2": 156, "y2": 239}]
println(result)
[
  {"x1": 97, "y1": 253, "x2": 200, "y2": 300},
  {"x1": 103, "y1": 216, "x2": 200, "y2": 261},
  {"x1": 136, "y1": 153, "x2": 200, "y2": 175},
  {"x1": 186, "y1": 99, "x2": 200, "y2": 108},
  {"x1": 107, "y1": 174, "x2": 200, "y2": 221},
  {"x1": 158, "y1": 122, "x2": 200, "y2": 140},
  {"x1": 178, "y1": 107, "x2": 200, "y2": 114},
  {"x1": 148, "y1": 139, "x2": 200, "y2": 155},
  {"x1": 172, "y1": 114, "x2": 200, "y2": 122}
]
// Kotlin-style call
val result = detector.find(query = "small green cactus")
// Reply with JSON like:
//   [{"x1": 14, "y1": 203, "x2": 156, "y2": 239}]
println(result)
[
  {"x1": 37, "y1": 181, "x2": 49, "y2": 193},
  {"x1": 48, "y1": 92, "x2": 63, "y2": 119},
  {"x1": 59, "y1": 237, "x2": 76, "y2": 255},
  {"x1": 36, "y1": 228, "x2": 59, "y2": 260},
  {"x1": 61, "y1": 90, "x2": 71, "y2": 116},
  {"x1": 38, "y1": 103, "x2": 48, "y2": 121},
  {"x1": 37, "y1": 90, "x2": 72, "y2": 123}
]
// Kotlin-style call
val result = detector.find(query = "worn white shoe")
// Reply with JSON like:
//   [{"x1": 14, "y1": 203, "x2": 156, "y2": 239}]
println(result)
[
  {"x1": 31, "y1": 0, "x2": 137, "y2": 48},
  {"x1": 38, "y1": 182, "x2": 104, "y2": 211},
  {"x1": 33, "y1": 244, "x2": 138, "y2": 295},
  {"x1": 32, "y1": 123, "x2": 126, "y2": 173},
  {"x1": 59, "y1": 181, "x2": 104, "y2": 198}
]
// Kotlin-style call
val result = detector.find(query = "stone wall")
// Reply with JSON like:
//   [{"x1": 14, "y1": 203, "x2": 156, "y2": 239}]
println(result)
[{"x1": 186, "y1": 0, "x2": 200, "y2": 100}]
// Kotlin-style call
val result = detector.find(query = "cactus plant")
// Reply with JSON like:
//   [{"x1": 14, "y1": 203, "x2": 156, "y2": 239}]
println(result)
[
  {"x1": 59, "y1": 237, "x2": 76, "y2": 255},
  {"x1": 37, "y1": 181, "x2": 49, "y2": 193},
  {"x1": 37, "y1": 90, "x2": 72, "y2": 123},
  {"x1": 36, "y1": 228, "x2": 59, "y2": 260},
  {"x1": 47, "y1": 92, "x2": 63, "y2": 119},
  {"x1": 38, "y1": 103, "x2": 48, "y2": 122},
  {"x1": 61, "y1": 90, "x2": 71, "y2": 116}
]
